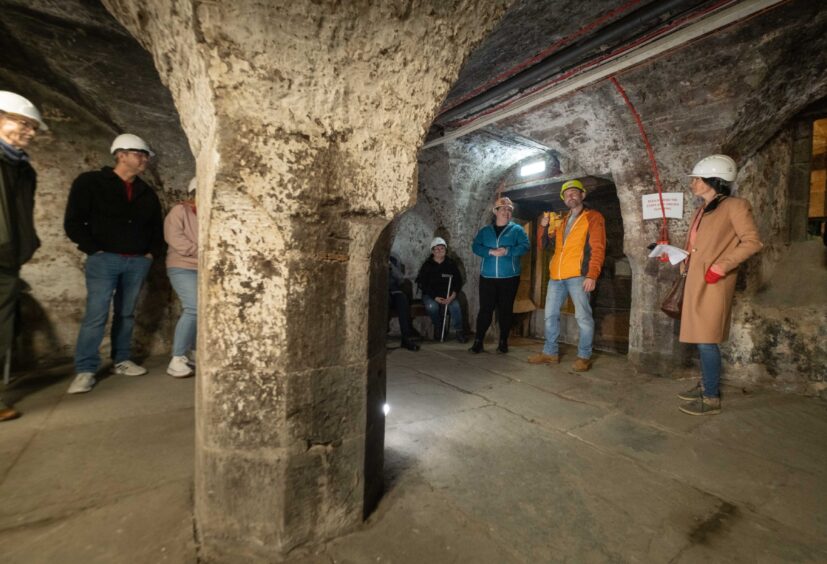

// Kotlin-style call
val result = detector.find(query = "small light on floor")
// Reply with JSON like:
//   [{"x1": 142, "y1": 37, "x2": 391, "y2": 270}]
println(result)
[{"x1": 383, "y1": 403, "x2": 390, "y2": 415}]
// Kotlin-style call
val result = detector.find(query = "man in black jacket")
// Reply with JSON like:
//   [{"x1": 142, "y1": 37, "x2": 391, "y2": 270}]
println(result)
[
  {"x1": 64, "y1": 133, "x2": 163, "y2": 394},
  {"x1": 0, "y1": 91, "x2": 47, "y2": 420},
  {"x1": 416, "y1": 237, "x2": 466, "y2": 342}
]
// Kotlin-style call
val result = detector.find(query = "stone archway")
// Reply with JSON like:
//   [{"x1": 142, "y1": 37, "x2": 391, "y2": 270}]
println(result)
[
  {"x1": 0, "y1": 0, "x2": 195, "y2": 369},
  {"x1": 100, "y1": 0, "x2": 514, "y2": 559}
]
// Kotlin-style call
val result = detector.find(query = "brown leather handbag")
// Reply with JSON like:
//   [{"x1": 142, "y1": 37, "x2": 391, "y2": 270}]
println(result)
[{"x1": 661, "y1": 271, "x2": 686, "y2": 319}]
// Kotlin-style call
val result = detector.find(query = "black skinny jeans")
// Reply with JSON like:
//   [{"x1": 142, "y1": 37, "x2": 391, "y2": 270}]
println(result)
[{"x1": 475, "y1": 275, "x2": 520, "y2": 342}]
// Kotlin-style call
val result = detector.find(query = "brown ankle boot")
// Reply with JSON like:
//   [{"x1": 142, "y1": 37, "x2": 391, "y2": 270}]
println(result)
[
  {"x1": 527, "y1": 353, "x2": 560, "y2": 365},
  {"x1": 573, "y1": 357, "x2": 592, "y2": 372}
]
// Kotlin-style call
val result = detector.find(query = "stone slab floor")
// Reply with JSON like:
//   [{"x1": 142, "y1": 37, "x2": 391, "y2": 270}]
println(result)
[{"x1": 1, "y1": 343, "x2": 826, "y2": 563}]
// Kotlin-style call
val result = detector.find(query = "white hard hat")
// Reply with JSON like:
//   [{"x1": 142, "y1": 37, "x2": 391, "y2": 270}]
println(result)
[
  {"x1": 110, "y1": 133, "x2": 155, "y2": 157},
  {"x1": 430, "y1": 237, "x2": 447, "y2": 249},
  {"x1": 0, "y1": 91, "x2": 48, "y2": 131},
  {"x1": 689, "y1": 154, "x2": 737, "y2": 182}
]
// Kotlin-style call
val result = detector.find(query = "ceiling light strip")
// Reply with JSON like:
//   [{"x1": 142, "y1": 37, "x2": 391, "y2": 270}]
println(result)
[{"x1": 422, "y1": 0, "x2": 788, "y2": 151}]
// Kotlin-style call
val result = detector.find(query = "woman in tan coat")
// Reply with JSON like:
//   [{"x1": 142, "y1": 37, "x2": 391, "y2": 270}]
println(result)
[{"x1": 677, "y1": 155, "x2": 762, "y2": 416}]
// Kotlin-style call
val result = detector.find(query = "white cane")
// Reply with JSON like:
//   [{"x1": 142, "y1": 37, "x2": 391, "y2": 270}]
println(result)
[{"x1": 440, "y1": 274, "x2": 453, "y2": 342}]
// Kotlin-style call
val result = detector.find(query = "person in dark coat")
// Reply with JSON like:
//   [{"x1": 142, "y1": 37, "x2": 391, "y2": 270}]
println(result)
[
  {"x1": 415, "y1": 237, "x2": 466, "y2": 342},
  {"x1": 64, "y1": 133, "x2": 163, "y2": 394},
  {"x1": 0, "y1": 91, "x2": 47, "y2": 421}
]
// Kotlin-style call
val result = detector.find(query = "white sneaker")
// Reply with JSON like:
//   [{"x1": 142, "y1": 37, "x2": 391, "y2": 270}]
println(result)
[
  {"x1": 68, "y1": 372, "x2": 96, "y2": 394},
  {"x1": 167, "y1": 356, "x2": 193, "y2": 378},
  {"x1": 113, "y1": 360, "x2": 148, "y2": 376},
  {"x1": 185, "y1": 350, "x2": 196, "y2": 367}
]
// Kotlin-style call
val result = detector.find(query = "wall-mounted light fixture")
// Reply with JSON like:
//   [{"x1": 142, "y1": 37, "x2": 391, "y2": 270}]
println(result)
[{"x1": 520, "y1": 160, "x2": 546, "y2": 177}]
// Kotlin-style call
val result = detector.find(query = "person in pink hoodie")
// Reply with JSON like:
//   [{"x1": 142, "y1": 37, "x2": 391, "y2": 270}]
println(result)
[{"x1": 164, "y1": 179, "x2": 198, "y2": 377}]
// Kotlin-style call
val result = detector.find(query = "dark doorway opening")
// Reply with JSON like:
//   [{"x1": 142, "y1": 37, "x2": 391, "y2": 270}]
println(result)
[
  {"x1": 503, "y1": 176, "x2": 631, "y2": 354},
  {"x1": 808, "y1": 117, "x2": 827, "y2": 241}
]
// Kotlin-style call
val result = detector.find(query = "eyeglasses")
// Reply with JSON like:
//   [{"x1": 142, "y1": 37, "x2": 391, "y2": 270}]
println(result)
[
  {"x1": 3, "y1": 114, "x2": 39, "y2": 132},
  {"x1": 124, "y1": 150, "x2": 151, "y2": 159}
]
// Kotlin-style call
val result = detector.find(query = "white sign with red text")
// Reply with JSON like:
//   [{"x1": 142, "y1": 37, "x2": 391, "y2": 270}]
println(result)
[{"x1": 642, "y1": 192, "x2": 683, "y2": 220}]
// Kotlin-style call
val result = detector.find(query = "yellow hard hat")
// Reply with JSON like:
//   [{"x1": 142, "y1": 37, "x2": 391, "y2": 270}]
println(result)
[{"x1": 560, "y1": 179, "x2": 585, "y2": 199}]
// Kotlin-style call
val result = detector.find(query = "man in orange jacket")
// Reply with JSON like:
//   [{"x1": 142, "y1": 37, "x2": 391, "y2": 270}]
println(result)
[{"x1": 527, "y1": 180, "x2": 605, "y2": 371}]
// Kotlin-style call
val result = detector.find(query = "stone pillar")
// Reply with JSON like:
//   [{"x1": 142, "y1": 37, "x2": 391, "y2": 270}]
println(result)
[
  {"x1": 102, "y1": 0, "x2": 512, "y2": 560},
  {"x1": 613, "y1": 165, "x2": 691, "y2": 375}
]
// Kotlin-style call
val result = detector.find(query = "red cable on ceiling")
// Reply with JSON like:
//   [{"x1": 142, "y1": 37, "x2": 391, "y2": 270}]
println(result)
[
  {"x1": 610, "y1": 76, "x2": 669, "y2": 244},
  {"x1": 439, "y1": 0, "x2": 644, "y2": 115},
  {"x1": 446, "y1": 0, "x2": 735, "y2": 129}
]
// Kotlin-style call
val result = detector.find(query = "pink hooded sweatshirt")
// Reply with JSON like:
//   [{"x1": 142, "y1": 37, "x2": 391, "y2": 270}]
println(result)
[{"x1": 164, "y1": 202, "x2": 197, "y2": 270}]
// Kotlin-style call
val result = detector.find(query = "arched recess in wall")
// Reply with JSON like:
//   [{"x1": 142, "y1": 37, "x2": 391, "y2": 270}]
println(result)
[
  {"x1": 385, "y1": 201, "x2": 444, "y2": 342},
  {"x1": 389, "y1": 132, "x2": 549, "y2": 347},
  {"x1": 719, "y1": 94, "x2": 827, "y2": 396},
  {"x1": 363, "y1": 220, "x2": 394, "y2": 517},
  {"x1": 498, "y1": 155, "x2": 631, "y2": 354},
  {"x1": 384, "y1": 134, "x2": 633, "y2": 354},
  {"x1": 0, "y1": 3, "x2": 194, "y2": 370},
  {"x1": 787, "y1": 96, "x2": 827, "y2": 244}
]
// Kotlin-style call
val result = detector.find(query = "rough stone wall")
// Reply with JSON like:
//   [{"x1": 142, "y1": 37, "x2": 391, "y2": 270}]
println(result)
[
  {"x1": 102, "y1": 0, "x2": 513, "y2": 560},
  {"x1": 443, "y1": 0, "x2": 656, "y2": 109},
  {"x1": 725, "y1": 129, "x2": 827, "y2": 396},
  {"x1": 0, "y1": 0, "x2": 196, "y2": 367},
  {"x1": 414, "y1": 0, "x2": 827, "y2": 391},
  {"x1": 0, "y1": 71, "x2": 181, "y2": 367},
  {"x1": 455, "y1": 88, "x2": 657, "y2": 347},
  {"x1": 389, "y1": 199, "x2": 437, "y2": 301},
  {"x1": 388, "y1": 197, "x2": 436, "y2": 336},
  {"x1": 0, "y1": 1, "x2": 195, "y2": 200},
  {"x1": 412, "y1": 133, "x2": 541, "y2": 326}
]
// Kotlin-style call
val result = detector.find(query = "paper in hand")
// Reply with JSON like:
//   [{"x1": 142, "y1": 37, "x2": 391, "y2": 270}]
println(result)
[{"x1": 648, "y1": 244, "x2": 689, "y2": 266}]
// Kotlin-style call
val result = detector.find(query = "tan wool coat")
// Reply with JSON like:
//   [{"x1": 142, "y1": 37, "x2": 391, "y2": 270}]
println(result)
[{"x1": 679, "y1": 197, "x2": 762, "y2": 344}]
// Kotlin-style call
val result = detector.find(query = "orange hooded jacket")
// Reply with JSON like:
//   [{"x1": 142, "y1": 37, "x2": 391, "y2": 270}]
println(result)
[{"x1": 538, "y1": 208, "x2": 606, "y2": 280}]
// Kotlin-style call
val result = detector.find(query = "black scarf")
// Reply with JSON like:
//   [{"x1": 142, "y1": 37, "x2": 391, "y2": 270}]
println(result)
[
  {"x1": 0, "y1": 139, "x2": 28, "y2": 163},
  {"x1": 702, "y1": 194, "x2": 728, "y2": 214}
]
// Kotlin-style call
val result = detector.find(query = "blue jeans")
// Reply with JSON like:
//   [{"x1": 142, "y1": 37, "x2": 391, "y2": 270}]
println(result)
[
  {"x1": 422, "y1": 295, "x2": 462, "y2": 332},
  {"x1": 75, "y1": 253, "x2": 151, "y2": 373},
  {"x1": 168, "y1": 267, "x2": 198, "y2": 356},
  {"x1": 543, "y1": 277, "x2": 594, "y2": 359},
  {"x1": 697, "y1": 344, "x2": 721, "y2": 398}
]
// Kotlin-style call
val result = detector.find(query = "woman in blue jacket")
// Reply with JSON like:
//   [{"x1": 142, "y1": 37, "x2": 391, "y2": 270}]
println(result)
[{"x1": 470, "y1": 197, "x2": 530, "y2": 353}]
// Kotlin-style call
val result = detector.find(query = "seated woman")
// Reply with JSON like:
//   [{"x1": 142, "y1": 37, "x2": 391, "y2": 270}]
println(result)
[{"x1": 416, "y1": 237, "x2": 466, "y2": 343}]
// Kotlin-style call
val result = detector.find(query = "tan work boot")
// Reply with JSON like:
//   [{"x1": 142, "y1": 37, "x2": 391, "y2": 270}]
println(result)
[
  {"x1": 0, "y1": 407, "x2": 20, "y2": 422},
  {"x1": 573, "y1": 357, "x2": 592, "y2": 372},
  {"x1": 679, "y1": 396, "x2": 721, "y2": 416},
  {"x1": 527, "y1": 353, "x2": 560, "y2": 365}
]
